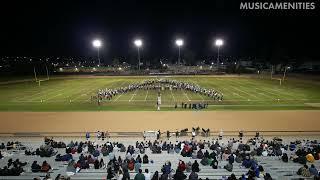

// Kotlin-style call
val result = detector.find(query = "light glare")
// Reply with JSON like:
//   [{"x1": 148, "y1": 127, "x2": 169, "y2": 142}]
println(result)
[
  {"x1": 215, "y1": 39, "x2": 223, "y2": 46},
  {"x1": 134, "y1": 39, "x2": 142, "y2": 47},
  {"x1": 92, "y1": 39, "x2": 102, "y2": 48},
  {"x1": 176, "y1": 39, "x2": 183, "y2": 46}
]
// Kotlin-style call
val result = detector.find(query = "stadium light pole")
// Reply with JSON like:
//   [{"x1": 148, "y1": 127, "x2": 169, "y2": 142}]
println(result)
[
  {"x1": 282, "y1": 66, "x2": 290, "y2": 81},
  {"x1": 215, "y1": 39, "x2": 223, "y2": 69},
  {"x1": 92, "y1": 39, "x2": 102, "y2": 66},
  {"x1": 175, "y1": 39, "x2": 184, "y2": 65},
  {"x1": 134, "y1": 39, "x2": 143, "y2": 71}
]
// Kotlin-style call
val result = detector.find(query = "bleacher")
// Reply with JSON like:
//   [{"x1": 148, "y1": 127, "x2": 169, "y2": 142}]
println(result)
[{"x1": 0, "y1": 136, "x2": 319, "y2": 180}]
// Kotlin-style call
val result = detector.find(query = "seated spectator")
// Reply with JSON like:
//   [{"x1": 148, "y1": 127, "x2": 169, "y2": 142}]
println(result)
[
  {"x1": 224, "y1": 162, "x2": 233, "y2": 172},
  {"x1": 107, "y1": 167, "x2": 115, "y2": 179},
  {"x1": 151, "y1": 171, "x2": 159, "y2": 180},
  {"x1": 136, "y1": 155, "x2": 142, "y2": 163},
  {"x1": 134, "y1": 169, "x2": 145, "y2": 180},
  {"x1": 99, "y1": 159, "x2": 105, "y2": 169},
  {"x1": 306, "y1": 153, "x2": 315, "y2": 163},
  {"x1": 188, "y1": 171, "x2": 198, "y2": 180},
  {"x1": 0, "y1": 151, "x2": 2, "y2": 159},
  {"x1": 178, "y1": 160, "x2": 186, "y2": 172},
  {"x1": 196, "y1": 150, "x2": 204, "y2": 159},
  {"x1": 264, "y1": 173, "x2": 273, "y2": 180},
  {"x1": 282, "y1": 153, "x2": 288, "y2": 162},
  {"x1": 41, "y1": 161, "x2": 51, "y2": 172},
  {"x1": 200, "y1": 157, "x2": 209, "y2": 166},
  {"x1": 211, "y1": 157, "x2": 218, "y2": 169},
  {"x1": 297, "y1": 164, "x2": 311, "y2": 177},
  {"x1": 135, "y1": 161, "x2": 142, "y2": 172},
  {"x1": 173, "y1": 169, "x2": 187, "y2": 180},
  {"x1": 186, "y1": 161, "x2": 192, "y2": 172},
  {"x1": 242, "y1": 156, "x2": 253, "y2": 168},
  {"x1": 94, "y1": 159, "x2": 100, "y2": 169},
  {"x1": 31, "y1": 161, "x2": 41, "y2": 172},
  {"x1": 143, "y1": 154, "x2": 149, "y2": 164},
  {"x1": 0, "y1": 143, "x2": 5, "y2": 149},
  {"x1": 128, "y1": 159, "x2": 135, "y2": 171},
  {"x1": 192, "y1": 160, "x2": 200, "y2": 172},
  {"x1": 66, "y1": 160, "x2": 77, "y2": 175},
  {"x1": 309, "y1": 164, "x2": 318, "y2": 176}
]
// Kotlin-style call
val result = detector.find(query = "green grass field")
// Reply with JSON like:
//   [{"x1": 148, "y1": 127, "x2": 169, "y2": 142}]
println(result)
[{"x1": 0, "y1": 75, "x2": 320, "y2": 111}]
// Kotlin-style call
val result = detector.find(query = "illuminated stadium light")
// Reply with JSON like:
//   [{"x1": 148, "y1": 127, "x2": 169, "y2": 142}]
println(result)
[
  {"x1": 215, "y1": 38, "x2": 224, "y2": 69},
  {"x1": 215, "y1": 39, "x2": 223, "y2": 46},
  {"x1": 92, "y1": 39, "x2": 102, "y2": 66},
  {"x1": 175, "y1": 39, "x2": 184, "y2": 47},
  {"x1": 175, "y1": 39, "x2": 184, "y2": 65},
  {"x1": 92, "y1": 39, "x2": 102, "y2": 47},
  {"x1": 134, "y1": 39, "x2": 142, "y2": 47},
  {"x1": 134, "y1": 39, "x2": 143, "y2": 70}
]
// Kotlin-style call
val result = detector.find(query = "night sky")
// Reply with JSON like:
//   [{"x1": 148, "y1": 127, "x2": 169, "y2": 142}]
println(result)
[{"x1": 0, "y1": 0, "x2": 319, "y2": 63}]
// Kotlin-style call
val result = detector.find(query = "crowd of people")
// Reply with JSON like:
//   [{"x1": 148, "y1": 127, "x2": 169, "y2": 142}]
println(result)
[
  {"x1": 0, "y1": 135, "x2": 320, "y2": 180},
  {"x1": 96, "y1": 79, "x2": 223, "y2": 102}
]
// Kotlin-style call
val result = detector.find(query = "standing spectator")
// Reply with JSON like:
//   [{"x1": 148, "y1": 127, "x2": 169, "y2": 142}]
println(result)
[
  {"x1": 144, "y1": 169, "x2": 151, "y2": 180},
  {"x1": 134, "y1": 169, "x2": 145, "y2": 180}
]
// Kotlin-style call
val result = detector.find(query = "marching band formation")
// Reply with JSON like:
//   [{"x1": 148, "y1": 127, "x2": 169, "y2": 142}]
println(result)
[{"x1": 96, "y1": 79, "x2": 224, "y2": 103}]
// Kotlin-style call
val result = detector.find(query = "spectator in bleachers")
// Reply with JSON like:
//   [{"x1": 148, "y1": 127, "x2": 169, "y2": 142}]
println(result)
[
  {"x1": 0, "y1": 151, "x2": 2, "y2": 159},
  {"x1": 31, "y1": 161, "x2": 41, "y2": 172},
  {"x1": 136, "y1": 155, "x2": 142, "y2": 163},
  {"x1": 135, "y1": 159, "x2": 142, "y2": 172},
  {"x1": 99, "y1": 158, "x2": 105, "y2": 169},
  {"x1": 297, "y1": 164, "x2": 311, "y2": 177},
  {"x1": 94, "y1": 159, "x2": 100, "y2": 169},
  {"x1": 143, "y1": 154, "x2": 149, "y2": 164},
  {"x1": 191, "y1": 160, "x2": 200, "y2": 172},
  {"x1": 188, "y1": 171, "x2": 198, "y2": 180},
  {"x1": 178, "y1": 160, "x2": 186, "y2": 172},
  {"x1": 210, "y1": 157, "x2": 218, "y2": 169},
  {"x1": 173, "y1": 168, "x2": 187, "y2": 180},
  {"x1": 151, "y1": 171, "x2": 159, "y2": 180},
  {"x1": 66, "y1": 160, "x2": 77, "y2": 175},
  {"x1": 0, "y1": 143, "x2": 5, "y2": 149},
  {"x1": 242, "y1": 156, "x2": 253, "y2": 168},
  {"x1": 309, "y1": 164, "x2": 318, "y2": 176},
  {"x1": 107, "y1": 166, "x2": 115, "y2": 179},
  {"x1": 281, "y1": 153, "x2": 288, "y2": 162},
  {"x1": 264, "y1": 173, "x2": 273, "y2": 180},
  {"x1": 116, "y1": 169, "x2": 123, "y2": 180},
  {"x1": 40, "y1": 161, "x2": 51, "y2": 172},
  {"x1": 196, "y1": 149, "x2": 204, "y2": 159},
  {"x1": 122, "y1": 168, "x2": 130, "y2": 180},
  {"x1": 128, "y1": 159, "x2": 135, "y2": 171},
  {"x1": 134, "y1": 169, "x2": 145, "y2": 180},
  {"x1": 144, "y1": 169, "x2": 151, "y2": 180}
]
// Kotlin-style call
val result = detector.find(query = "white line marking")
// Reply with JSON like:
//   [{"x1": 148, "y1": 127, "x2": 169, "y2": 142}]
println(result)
[
  {"x1": 144, "y1": 90, "x2": 149, "y2": 101},
  {"x1": 183, "y1": 90, "x2": 191, "y2": 101},
  {"x1": 43, "y1": 93, "x2": 62, "y2": 101},
  {"x1": 170, "y1": 89, "x2": 176, "y2": 102},
  {"x1": 129, "y1": 90, "x2": 138, "y2": 102}
]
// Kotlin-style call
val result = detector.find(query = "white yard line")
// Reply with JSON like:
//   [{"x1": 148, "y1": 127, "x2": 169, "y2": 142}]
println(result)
[
  {"x1": 183, "y1": 90, "x2": 191, "y2": 101},
  {"x1": 144, "y1": 90, "x2": 149, "y2": 101},
  {"x1": 170, "y1": 89, "x2": 176, "y2": 102},
  {"x1": 232, "y1": 92, "x2": 246, "y2": 99},
  {"x1": 43, "y1": 93, "x2": 63, "y2": 101},
  {"x1": 129, "y1": 89, "x2": 138, "y2": 102},
  {"x1": 230, "y1": 86, "x2": 259, "y2": 99}
]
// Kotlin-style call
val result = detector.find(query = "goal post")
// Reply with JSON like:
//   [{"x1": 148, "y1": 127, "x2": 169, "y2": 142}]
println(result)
[{"x1": 33, "y1": 66, "x2": 50, "y2": 86}]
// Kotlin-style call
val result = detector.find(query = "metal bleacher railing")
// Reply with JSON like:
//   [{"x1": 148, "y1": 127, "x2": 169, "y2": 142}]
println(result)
[{"x1": 0, "y1": 130, "x2": 320, "y2": 138}]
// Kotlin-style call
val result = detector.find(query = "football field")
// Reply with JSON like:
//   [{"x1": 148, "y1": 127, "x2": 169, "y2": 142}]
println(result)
[{"x1": 1, "y1": 75, "x2": 320, "y2": 111}]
